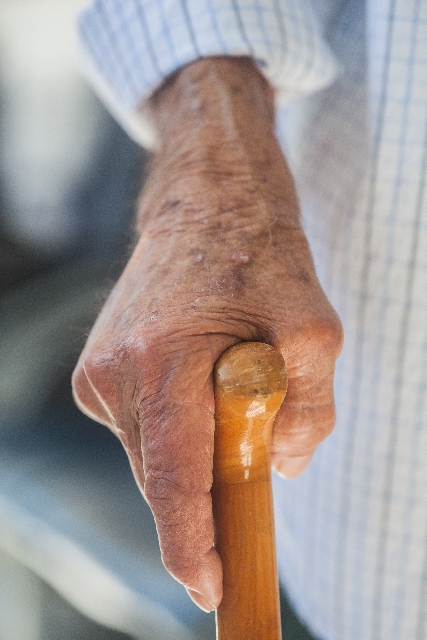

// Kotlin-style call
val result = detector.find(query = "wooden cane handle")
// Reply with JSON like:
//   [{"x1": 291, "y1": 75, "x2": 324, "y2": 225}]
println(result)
[{"x1": 213, "y1": 342, "x2": 287, "y2": 640}]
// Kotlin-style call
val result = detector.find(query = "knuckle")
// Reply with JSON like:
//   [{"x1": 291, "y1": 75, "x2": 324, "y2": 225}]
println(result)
[
  {"x1": 81, "y1": 333, "x2": 166, "y2": 404},
  {"x1": 144, "y1": 460, "x2": 211, "y2": 505},
  {"x1": 304, "y1": 312, "x2": 343, "y2": 360},
  {"x1": 74, "y1": 340, "x2": 142, "y2": 425},
  {"x1": 71, "y1": 363, "x2": 89, "y2": 401},
  {"x1": 144, "y1": 467, "x2": 188, "y2": 504},
  {"x1": 71, "y1": 359, "x2": 115, "y2": 427},
  {"x1": 323, "y1": 312, "x2": 344, "y2": 355},
  {"x1": 160, "y1": 534, "x2": 214, "y2": 585},
  {"x1": 282, "y1": 318, "x2": 342, "y2": 383},
  {"x1": 80, "y1": 342, "x2": 119, "y2": 381},
  {"x1": 162, "y1": 553, "x2": 197, "y2": 582}
]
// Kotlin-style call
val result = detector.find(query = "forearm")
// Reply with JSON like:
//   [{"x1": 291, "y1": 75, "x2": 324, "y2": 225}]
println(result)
[{"x1": 138, "y1": 56, "x2": 300, "y2": 234}]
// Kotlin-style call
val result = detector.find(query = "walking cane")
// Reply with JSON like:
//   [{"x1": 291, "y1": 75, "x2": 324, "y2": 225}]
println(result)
[{"x1": 213, "y1": 342, "x2": 287, "y2": 639}]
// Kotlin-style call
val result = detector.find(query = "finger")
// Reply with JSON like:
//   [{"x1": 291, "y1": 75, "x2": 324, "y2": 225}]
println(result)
[
  {"x1": 140, "y1": 385, "x2": 223, "y2": 610},
  {"x1": 133, "y1": 338, "x2": 239, "y2": 611},
  {"x1": 272, "y1": 372, "x2": 336, "y2": 457},
  {"x1": 74, "y1": 331, "x2": 234, "y2": 610},
  {"x1": 270, "y1": 319, "x2": 342, "y2": 476}
]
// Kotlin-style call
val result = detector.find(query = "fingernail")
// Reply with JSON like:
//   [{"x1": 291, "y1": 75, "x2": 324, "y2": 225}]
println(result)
[
  {"x1": 186, "y1": 588, "x2": 216, "y2": 612},
  {"x1": 274, "y1": 454, "x2": 312, "y2": 479}
]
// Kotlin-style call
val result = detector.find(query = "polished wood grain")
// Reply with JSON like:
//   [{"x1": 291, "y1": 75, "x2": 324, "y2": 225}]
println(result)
[{"x1": 213, "y1": 342, "x2": 287, "y2": 640}]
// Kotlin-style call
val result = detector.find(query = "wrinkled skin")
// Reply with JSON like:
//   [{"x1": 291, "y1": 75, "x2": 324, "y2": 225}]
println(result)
[{"x1": 72, "y1": 57, "x2": 343, "y2": 612}]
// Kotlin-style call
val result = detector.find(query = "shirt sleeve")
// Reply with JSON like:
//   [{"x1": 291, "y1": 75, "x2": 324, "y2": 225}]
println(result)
[{"x1": 77, "y1": 0, "x2": 338, "y2": 148}]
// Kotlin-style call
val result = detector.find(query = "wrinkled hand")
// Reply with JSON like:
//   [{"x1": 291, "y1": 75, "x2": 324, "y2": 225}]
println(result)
[{"x1": 72, "y1": 57, "x2": 342, "y2": 612}]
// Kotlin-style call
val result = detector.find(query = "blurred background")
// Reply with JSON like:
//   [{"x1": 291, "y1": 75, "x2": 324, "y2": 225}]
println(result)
[{"x1": 0, "y1": 1, "x2": 215, "y2": 638}]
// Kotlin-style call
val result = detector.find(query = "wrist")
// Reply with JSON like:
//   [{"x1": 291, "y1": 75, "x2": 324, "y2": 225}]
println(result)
[
  {"x1": 139, "y1": 56, "x2": 300, "y2": 232},
  {"x1": 149, "y1": 57, "x2": 276, "y2": 165}
]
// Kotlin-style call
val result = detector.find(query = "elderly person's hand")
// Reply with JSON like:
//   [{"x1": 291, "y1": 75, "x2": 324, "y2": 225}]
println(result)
[{"x1": 72, "y1": 57, "x2": 342, "y2": 613}]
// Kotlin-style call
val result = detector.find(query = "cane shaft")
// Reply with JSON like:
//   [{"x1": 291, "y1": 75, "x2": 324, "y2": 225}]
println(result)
[
  {"x1": 213, "y1": 481, "x2": 280, "y2": 639},
  {"x1": 213, "y1": 342, "x2": 287, "y2": 640}
]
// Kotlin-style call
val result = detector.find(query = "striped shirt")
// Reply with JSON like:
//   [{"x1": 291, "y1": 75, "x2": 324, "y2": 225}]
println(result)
[{"x1": 78, "y1": 1, "x2": 427, "y2": 638}]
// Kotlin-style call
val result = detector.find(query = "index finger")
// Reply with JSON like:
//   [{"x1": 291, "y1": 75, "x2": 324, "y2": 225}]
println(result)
[{"x1": 136, "y1": 344, "x2": 226, "y2": 612}]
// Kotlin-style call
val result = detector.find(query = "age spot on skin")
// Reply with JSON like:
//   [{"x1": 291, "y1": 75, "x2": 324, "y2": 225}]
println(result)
[
  {"x1": 230, "y1": 83, "x2": 243, "y2": 95},
  {"x1": 292, "y1": 266, "x2": 311, "y2": 285},
  {"x1": 213, "y1": 267, "x2": 247, "y2": 295}
]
